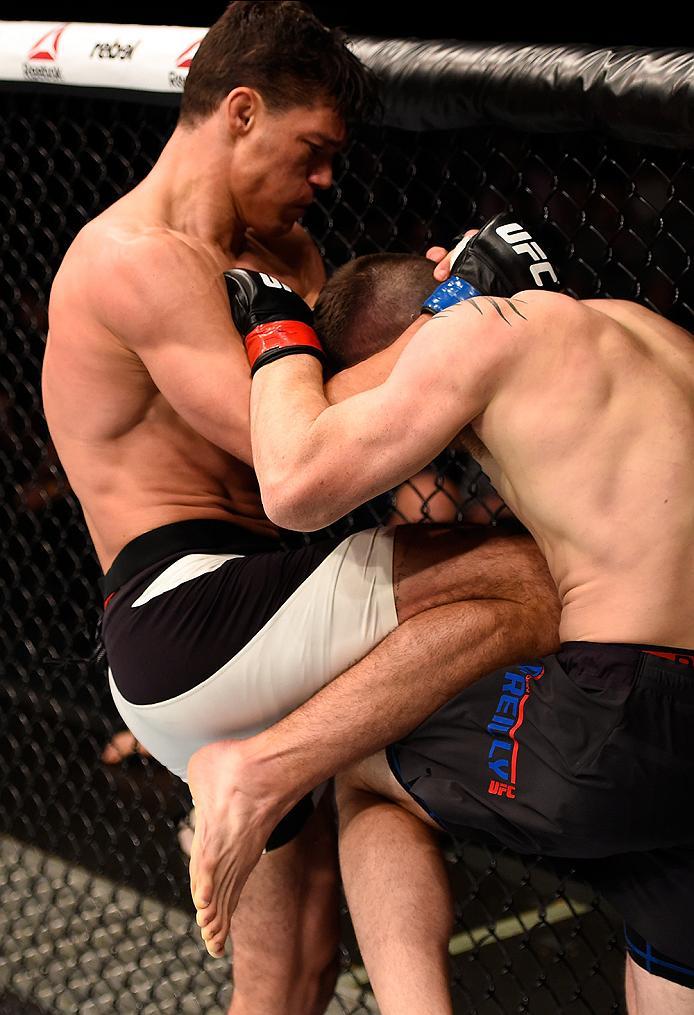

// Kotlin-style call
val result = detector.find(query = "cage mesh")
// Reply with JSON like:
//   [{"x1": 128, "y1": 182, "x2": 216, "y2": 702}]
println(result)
[{"x1": 1, "y1": 87, "x2": 692, "y2": 1013}]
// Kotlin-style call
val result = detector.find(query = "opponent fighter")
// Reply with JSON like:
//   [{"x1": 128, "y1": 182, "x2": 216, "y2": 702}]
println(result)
[
  {"x1": 196, "y1": 222, "x2": 694, "y2": 1010},
  {"x1": 42, "y1": 3, "x2": 560, "y2": 1009}
]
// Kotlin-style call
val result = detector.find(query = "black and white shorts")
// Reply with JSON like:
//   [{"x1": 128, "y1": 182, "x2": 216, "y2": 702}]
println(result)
[{"x1": 102, "y1": 518, "x2": 398, "y2": 847}]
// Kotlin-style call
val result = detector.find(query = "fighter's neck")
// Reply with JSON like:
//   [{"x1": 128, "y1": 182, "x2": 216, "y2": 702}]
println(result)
[{"x1": 138, "y1": 124, "x2": 246, "y2": 255}]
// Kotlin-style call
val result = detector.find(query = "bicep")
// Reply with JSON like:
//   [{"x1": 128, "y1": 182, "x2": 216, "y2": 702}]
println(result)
[
  {"x1": 137, "y1": 331, "x2": 253, "y2": 462},
  {"x1": 102, "y1": 240, "x2": 253, "y2": 463}
]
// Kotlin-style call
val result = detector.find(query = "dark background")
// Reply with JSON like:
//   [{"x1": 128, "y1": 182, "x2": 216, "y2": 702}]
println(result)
[{"x1": 3, "y1": 2, "x2": 692, "y2": 49}]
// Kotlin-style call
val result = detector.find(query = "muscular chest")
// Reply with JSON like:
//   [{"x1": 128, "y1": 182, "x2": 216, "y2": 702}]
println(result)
[{"x1": 233, "y1": 233, "x2": 317, "y2": 302}]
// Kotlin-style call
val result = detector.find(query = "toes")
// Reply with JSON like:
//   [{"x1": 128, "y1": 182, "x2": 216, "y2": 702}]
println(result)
[
  {"x1": 192, "y1": 861, "x2": 214, "y2": 907},
  {"x1": 205, "y1": 929, "x2": 227, "y2": 959},
  {"x1": 196, "y1": 906, "x2": 215, "y2": 928},
  {"x1": 193, "y1": 881, "x2": 212, "y2": 910},
  {"x1": 200, "y1": 920, "x2": 227, "y2": 958},
  {"x1": 200, "y1": 906, "x2": 224, "y2": 941}
]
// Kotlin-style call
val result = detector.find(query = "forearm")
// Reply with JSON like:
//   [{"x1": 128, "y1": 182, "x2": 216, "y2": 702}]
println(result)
[
  {"x1": 325, "y1": 320, "x2": 425, "y2": 403},
  {"x1": 251, "y1": 355, "x2": 416, "y2": 529},
  {"x1": 250, "y1": 355, "x2": 328, "y2": 493}
]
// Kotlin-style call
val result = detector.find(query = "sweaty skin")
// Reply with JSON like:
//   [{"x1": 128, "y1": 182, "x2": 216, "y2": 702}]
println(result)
[
  {"x1": 42, "y1": 99, "x2": 349, "y2": 571},
  {"x1": 42, "y1": 94, "x2": 464, "y2": 965},
  {"x1": 184, "y1": 288, "x2": 694, "y2": 961},
  {"x1": 251, "y1": 291, "x2": 694, "y2": 648}
]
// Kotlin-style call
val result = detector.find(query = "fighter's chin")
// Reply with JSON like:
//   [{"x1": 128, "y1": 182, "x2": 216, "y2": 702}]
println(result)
[{"x1": 250, "y1": 212, "x2": 301, "y2": 239}]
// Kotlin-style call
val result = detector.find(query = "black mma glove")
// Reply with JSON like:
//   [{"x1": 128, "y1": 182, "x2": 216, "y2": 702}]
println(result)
[
  {"x1": 422, "y1": 211, "x2": 560, "y2": 314},
  {"x1": 224, "y1": 269, "x2": 325, "y2": 376}
]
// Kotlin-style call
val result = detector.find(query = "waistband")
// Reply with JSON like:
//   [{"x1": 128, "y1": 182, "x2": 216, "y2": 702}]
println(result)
[
  {"x1": 559, "y1": 640, "x2": 694, "y2": 694},
  {"x1": 561, "y1": 640, "x2": 694, "y2": 664},
  {"x1": 100, "y1": 519, "x2": 280, "y2": 598}
]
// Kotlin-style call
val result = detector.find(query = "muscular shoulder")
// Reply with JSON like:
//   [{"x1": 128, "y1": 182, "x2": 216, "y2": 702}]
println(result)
[
  {"x1": 88, "y1": 228, "x2": 229, "y2": 346},
  {"x1": 418, "y1": 291, "x2": 587, "y2": 396},
  {"x1": 493, "y1": 289, "x2": 590, "y2": 345},
  {"x1": 512, "y1": 288, "x2": 585, "y2": 321},
  {"x1": 438, "y1": 290, "x2": 582, "y2": 345},
  {"x1": 54, "y1": 221, "x2": 238, "y2": 366}
]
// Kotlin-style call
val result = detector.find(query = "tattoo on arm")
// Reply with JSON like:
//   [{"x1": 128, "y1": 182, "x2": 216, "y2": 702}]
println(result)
[
  {"x1": 469, "y1": 297, "x2": 528, "y2": 324},
  {"x1": 428, "y1": 296, "x2": 528, "y2": 325}
]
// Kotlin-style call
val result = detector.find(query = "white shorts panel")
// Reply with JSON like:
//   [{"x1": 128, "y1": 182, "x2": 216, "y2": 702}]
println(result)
[{"x1": 108, "y1": 527, "x2": 397, "y2": 782}]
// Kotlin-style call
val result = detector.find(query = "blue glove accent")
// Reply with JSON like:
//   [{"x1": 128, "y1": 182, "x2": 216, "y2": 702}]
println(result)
[{"x1": 422, "y1": 276, "x2": 482, "y2": 314}]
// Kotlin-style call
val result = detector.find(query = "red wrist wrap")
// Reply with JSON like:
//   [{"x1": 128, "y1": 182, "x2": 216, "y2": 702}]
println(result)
[{"x1": 244, "y1": 321, "x2": 323, "y2": 370}]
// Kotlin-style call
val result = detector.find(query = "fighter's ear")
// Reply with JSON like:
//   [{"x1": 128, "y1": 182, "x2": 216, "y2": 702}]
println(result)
[{"x1": 225, "y1": 87, "x2": 258, "y2": 136}]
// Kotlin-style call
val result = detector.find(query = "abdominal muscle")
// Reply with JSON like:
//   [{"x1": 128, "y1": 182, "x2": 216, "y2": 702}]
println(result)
[{"x1": 57, "y1": 403, "x2": 276, "y2": 572}]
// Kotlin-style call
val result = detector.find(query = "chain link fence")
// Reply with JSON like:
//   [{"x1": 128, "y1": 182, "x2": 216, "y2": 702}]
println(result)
[{"x1": 1, "y1": 84, "x2": 693, "y2": 1013}]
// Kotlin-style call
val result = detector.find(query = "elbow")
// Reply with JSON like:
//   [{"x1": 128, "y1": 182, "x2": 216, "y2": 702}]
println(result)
[{"x1": 260, "y1": 474, "x2": 335, "y2": 532}]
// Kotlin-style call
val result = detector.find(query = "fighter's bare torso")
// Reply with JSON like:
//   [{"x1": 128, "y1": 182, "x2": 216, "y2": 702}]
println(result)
[
  {"x1": 437, "y1": 294, "x2": 694, "y2": 646},
  {"x1": 250, "y1": 290, "x2": 694, "y2": 649},
  {"x1": 42, "y1": 186, "x2": 324, "y2": 570}
]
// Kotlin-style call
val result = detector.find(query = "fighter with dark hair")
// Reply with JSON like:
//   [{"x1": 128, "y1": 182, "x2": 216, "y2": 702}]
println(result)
[
  {"x1": 44, "y1": 3, "x2": 560, "y2": 1010},
  {"x1": 196, "y1": 221, "x2": 694, "y2": 1013}
]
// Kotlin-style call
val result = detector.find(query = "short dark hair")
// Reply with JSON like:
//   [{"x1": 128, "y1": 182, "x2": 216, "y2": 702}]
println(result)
[
  {"x1": 179, "y1": 1, "x2": 378, "y2": 126},
  {"x1": 314, "y1": 254, "x2": 435, "y2": 372}
]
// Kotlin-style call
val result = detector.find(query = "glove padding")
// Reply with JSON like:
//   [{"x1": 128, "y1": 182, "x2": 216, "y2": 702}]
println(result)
[
  {"x1": 423, "y1": 212, "x2": 560, "y2": 314},
  {"x1": 224, "y1": 269, "x2": 325, "y2": 376}
]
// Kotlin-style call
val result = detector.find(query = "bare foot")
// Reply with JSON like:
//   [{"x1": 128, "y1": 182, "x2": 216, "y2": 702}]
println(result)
[
  {"x1": 187, "y1": 739, "x2": 287, "y2": 958},
  {"x1": 177, "y1": 807, "x2": 195, "y2": 858},
  {"x1": 101, "y1": 730, "x2": 151, "y2": 764}
]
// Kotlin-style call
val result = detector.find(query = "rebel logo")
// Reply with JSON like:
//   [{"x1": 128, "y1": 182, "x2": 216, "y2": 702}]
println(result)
[
  {"x1": 169, "y1": 38, "x2": 203, "y2": 90},
  {"x1": 90, "y1": 40, "x2": 141, "y2": 60},
  {"x1": 23, "y1": 24, "x2": 68, "y2": 82}
]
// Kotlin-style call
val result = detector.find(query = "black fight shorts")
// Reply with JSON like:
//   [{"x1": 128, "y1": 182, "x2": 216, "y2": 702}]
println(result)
[{"x1": 387, "y1": 642, "x2": 694, "y2": 986}]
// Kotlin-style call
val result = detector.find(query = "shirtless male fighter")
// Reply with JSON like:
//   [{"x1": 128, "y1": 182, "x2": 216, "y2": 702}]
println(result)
[
  {"x1": 192, "y1": 222, "x2": 694, "y2": 1012},
  {"x1": 42, "y1": 3, "x2": 559, "y2": 1010}
]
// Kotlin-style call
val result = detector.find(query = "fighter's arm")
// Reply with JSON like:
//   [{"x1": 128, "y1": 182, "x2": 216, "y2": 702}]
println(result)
[
  {"x1": 324, "y1": 233, "x2": 480, "y2": 402},
  {"x1": 324, "y1": 326, "x2": 421, "y2": 402},
  {"x1": 252, "y1": 297, "x2": 524, "y2": 530},
  {"x1": 99, "y1": 236, "x2": 254, "y2": 464}
]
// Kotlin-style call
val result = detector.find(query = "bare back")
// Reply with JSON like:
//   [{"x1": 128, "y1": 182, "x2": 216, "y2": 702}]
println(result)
[
  {"x1": 250, "y1": 289, "x2": 694, "y2": 651},
  {"x1": 42, "y1": 186, "x2": 324, "y2": 570},
  {"x1": 471, "y1": 296, "x2": 694, "y2": 645}
]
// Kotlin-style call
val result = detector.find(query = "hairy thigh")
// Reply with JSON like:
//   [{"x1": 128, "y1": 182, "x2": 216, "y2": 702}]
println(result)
[{"x1": 392, "y1": 524, "x2": 559, "y2": 628}]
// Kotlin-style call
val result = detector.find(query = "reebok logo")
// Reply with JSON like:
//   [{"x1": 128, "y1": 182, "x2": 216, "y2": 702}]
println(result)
[
  {"x1": 495, "y1": 222, "x2": 559, "y2": 287},
  {"x1": 176, "y1": 39, "x2": 202, "y2": 69},
  {"x1": 168, "y1": 38, "x2": 203, "y2": 90},
  {"x1": 23, "y1": 24, "x2": 67, "y2": 82},
  {"x1": 27, "y1": 24, "x2": 67, "y2": 61}
]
